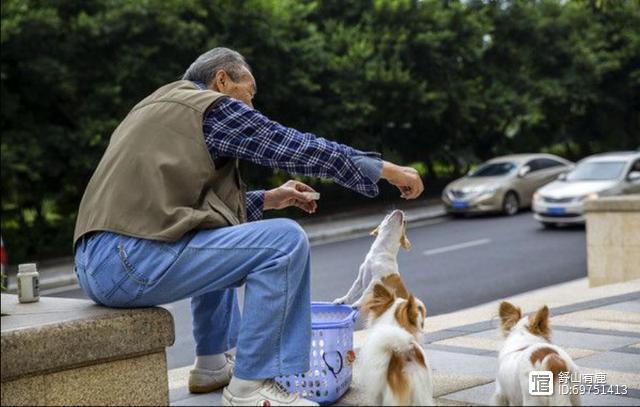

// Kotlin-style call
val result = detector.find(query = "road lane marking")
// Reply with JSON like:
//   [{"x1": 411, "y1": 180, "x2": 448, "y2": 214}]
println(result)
[
  {"x1": 423, "y1": 238, "x2": 492, "y2": 256},
  {"x1": 406, "y1": 217, "x2": 447, "y2": 229},
  {"x1": 311, "y1": 217, "x2": 448, "y2": 247}
]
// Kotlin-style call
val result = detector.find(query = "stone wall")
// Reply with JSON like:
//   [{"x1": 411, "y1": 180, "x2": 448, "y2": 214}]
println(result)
[
  {"x1": 1, "y1": 294, "x2": 175, "y2": 406},
  {"x1": 585, "y1": 195, "x2": 640, "y2": 287}
]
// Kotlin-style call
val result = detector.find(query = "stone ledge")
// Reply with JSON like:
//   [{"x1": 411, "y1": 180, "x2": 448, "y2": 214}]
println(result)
[
  {"x1": 584, "y1": 195, "x2": 640, "y2": 212},
  {"x1": 2, "y1": 352, "x2": 168, "y2": 406},
  {"x1": 1, "y1": 294, "x2": 175, "y2": 382}
]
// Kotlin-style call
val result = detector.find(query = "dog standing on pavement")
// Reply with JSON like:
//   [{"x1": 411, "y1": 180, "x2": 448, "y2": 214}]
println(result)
[
  {"x1": 357, "y1": 282, "x2": 433, "y2": 406},
  {"x1": 333, "y1": 210, "x2": 412, "y2": 308},
  {"x1": 493, "y1": 301, "x2": 581, "y2": 406}
]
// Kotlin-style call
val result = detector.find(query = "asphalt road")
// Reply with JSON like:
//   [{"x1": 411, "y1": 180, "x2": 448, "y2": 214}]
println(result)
[{"x1": 49, "y1": 211, "x2": 586, "y2": 369}]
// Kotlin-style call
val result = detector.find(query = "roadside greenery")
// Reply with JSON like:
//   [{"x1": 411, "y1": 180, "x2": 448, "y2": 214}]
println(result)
[{"x1": 1, "y1": 0, "x2": 639, "y2": 263}]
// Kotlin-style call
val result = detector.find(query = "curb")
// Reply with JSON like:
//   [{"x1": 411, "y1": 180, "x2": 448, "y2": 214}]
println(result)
[
  {"x1": 6, "y1": 269, "x2": 78, "y2": 295},
  {"x1": 306, "y1": 206, "x2": 447, "y2": 244},
  {"x1": 6, "y1": 205, "x2": 448, "y2": 293}
]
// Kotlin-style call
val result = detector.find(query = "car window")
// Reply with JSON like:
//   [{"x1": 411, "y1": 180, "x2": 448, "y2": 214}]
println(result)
[
  {"x1": 469, "y1": 162, "x2": 516, "y2": 177},
  {"x1": 537, "y1": 158, "x2": 565, "y2": 170},
  {"x1": 629, "y1": 159, "x2": 640, "y2": 174},
  {"x1": 526, "y1": 158, "x2": 564, "y2": 173},
  {"x1": 525, "y1": 159, "x2": 542, "y2": 172},
  {"x1": 566, "y1": 161, "x2": 627, "y2": 181}
]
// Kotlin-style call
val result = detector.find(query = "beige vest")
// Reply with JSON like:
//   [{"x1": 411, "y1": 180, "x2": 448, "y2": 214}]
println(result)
[{"x1": 73, "y1": 81, "x2": 247, "y2": 248}]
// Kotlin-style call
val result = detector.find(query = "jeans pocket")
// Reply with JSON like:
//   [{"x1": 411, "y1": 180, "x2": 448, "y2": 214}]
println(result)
[
  {"x1": 89, "y1": 256, "x2": 144, "y2": 307},
  {"x1": 115, "y1": 236, "x2": 179, "y2": 286}
]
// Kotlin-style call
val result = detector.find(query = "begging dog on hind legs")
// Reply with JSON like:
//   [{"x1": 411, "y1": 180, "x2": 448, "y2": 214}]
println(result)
[
  {"x1": 333, "y1": 209, "x2": 412, "y2": 308},
  {"x1": 493, "y1": 301, "x2": 582, "y2": 406},
  {"x1": 357, "y1": 282, "x2": 433, "y2": 406}
]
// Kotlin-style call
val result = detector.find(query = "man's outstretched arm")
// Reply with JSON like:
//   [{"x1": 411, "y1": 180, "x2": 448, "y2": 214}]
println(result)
[
  {"x1": 202, "y1": 97, "x2": 423, "y2": 218},
  {"x1": 204, "y1": 98, "x2": 381, "y2": 196}
]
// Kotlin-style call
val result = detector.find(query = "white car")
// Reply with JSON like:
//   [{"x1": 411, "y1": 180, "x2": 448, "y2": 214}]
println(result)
[{"x1": 532, "y1": 151, "x2": 640, "y2": 227}]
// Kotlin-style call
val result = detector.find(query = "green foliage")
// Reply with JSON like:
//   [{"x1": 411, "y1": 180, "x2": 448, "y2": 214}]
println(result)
[{"x1": 1, "y1": 0, "x2": 639, "y2": 263}]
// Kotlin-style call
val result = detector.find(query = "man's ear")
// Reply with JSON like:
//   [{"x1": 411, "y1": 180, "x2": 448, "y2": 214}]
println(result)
[
  {"x1": 210, "y1": 70, "x2": 229, "y2": 93},
  {"x1": 499, "y1": 301, "x2": 522, "y2": 335},
  {"x1": 400, "y1": 222, "x2": 412, "y2": 250},
  {"x1": 370, "y1": 226, "x2": 380, "y2": 237},
  {"x1": 527, "y1": 306, "x2": 551, "y2": 340}
]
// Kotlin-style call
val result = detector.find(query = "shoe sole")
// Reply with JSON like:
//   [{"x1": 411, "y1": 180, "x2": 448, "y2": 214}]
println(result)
[
  {"x1": 220, "y1": 394, "x2": 232, "y2": 407},
  {"x1": 188, "y1": 382, "x2": 228, "y2": 394}
]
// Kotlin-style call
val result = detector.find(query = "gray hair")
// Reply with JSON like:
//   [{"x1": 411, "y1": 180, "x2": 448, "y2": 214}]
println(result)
[{"x1": 182, "y1": 47, "x2": 251, "y2": 85}]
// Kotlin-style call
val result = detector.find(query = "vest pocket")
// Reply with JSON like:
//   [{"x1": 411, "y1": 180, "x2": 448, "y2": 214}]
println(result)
[{"x1": 205, "y1": 192, "x2": 240, "y2": 226}]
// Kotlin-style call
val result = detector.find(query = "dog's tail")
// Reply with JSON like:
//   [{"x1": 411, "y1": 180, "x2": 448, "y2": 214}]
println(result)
[
  {"x1": 544, "y1": 354, "x2": 569, "y2": 381},
  {"x1": 528, "y1": 347, "x2": 581, "y2": 405},
  {"x1": 543, "y1": 352, "x2": 581, "y2": 406},
  {"x1": 358, "y1": 326, "x2": 430, "y2": 405},
  {"x1": 530, "y1": 347, "x2": 569, "y2": 381}
]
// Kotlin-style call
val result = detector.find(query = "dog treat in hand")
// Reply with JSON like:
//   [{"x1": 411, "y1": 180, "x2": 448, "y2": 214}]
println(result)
[{"x1": 302, "y1": 192, "x2": 320, "y2": 200}]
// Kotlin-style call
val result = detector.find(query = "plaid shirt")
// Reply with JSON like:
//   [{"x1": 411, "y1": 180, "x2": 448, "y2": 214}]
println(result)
[{"x1": 197, "y1": 82, "x2": 381, "y2": 221}]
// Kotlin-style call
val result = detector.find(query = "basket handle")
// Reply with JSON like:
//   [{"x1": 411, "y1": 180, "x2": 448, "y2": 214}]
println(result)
[
  {"x1": 349, "y1": 307, "x2": 359, "y2": 323},
  {"x1": 322, "y1": 351, "x2": 343, "y2": 379}
]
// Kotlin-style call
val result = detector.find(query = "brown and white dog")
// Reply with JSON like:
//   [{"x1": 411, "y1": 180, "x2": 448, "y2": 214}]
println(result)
[
  {"x1": 356, "y1": 281, "x2": 434, "y2": 406},
  {"x1": 333, "y1": 210, "x2": 412, "y2": 308},
  {"x1": 494, "y1": 301, "x2": 581, "y2": 406}
]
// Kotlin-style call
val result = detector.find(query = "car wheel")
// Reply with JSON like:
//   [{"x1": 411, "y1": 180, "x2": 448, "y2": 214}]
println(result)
[
  {"x1": 502, "y1": 191, "x2": 519, "y2": 216},
  {"x1": 541, "y1": 222, "x2": 557, "y2": 229}
]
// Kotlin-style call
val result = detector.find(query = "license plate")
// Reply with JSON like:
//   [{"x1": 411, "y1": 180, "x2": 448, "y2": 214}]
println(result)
[
  {"x1": 452, "y1": 200, "x2": 469, "y2": 209},
  {"x1": 547, "y1": 207, "x2": 565, "y2": 215}
]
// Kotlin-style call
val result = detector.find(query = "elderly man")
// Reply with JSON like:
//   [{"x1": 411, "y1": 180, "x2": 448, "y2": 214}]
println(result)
[{"x1": 73, "y1": 47, "x2": 423, "y2": 406}]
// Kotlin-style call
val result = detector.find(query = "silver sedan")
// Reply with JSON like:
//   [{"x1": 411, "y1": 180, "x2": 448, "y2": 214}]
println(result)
[
  {"x1": 442, "y1": 154, "x2": 573, "y2": 216},
  {"x1": 532, "y1": 151, "x2": 640, "y2": 227}
]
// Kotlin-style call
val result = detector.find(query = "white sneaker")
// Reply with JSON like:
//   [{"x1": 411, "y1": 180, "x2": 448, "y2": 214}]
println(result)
[
  {"x1": 188, "y1": 354, "x2": 234, "y2": 393},
  {"x1": 221, "y1": 380, "x2": 319, "y2": 406}
]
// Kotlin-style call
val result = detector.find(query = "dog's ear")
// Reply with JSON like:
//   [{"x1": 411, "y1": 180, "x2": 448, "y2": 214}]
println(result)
[
  {"x1": 381, "y1": 274, "x2": 410, "y2": 300},
  {"x1": 499, "y1": 301, "x2": 522, "y2": 335},
  {"x1": 395, "y1": 295, "x2": 421, "y2": 335},
  {"x1": 370, "y1": 226, "x2": 380, "y2": 237},
  {"x1": 362, "y1": 283, "x2": 395, "y2": 318},
  {"x1": 406, "y1": 295, "x2": 419, "y2": 325},
  {"x1": 417, "y1": 301, "x2": 427, "y2": 330},
  {"x1": 400, "y1": 221, "x2": 412, "y2": 250},
  {"x1": 527, "y1": 305, "x2": 551, "y2": 340}
]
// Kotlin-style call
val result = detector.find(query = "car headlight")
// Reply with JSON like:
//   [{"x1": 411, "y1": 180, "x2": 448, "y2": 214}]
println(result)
[
  {"x1": 582, "y1": 192, "x2": 599, "y2": 201},
  {"x1": 533, "y1": 192, "x2": 541, "y2": 201},
  {"x1": 473, "y1": 186, "x2": 499, "y2": 201},
  {"x1": 469, "y1": 186, "x2": 497, "y2": 194}
]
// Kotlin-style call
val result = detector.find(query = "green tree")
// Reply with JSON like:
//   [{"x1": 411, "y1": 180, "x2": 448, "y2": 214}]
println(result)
[{"x1": 1, "y1": 0, "x2": 638, "y2": 263}]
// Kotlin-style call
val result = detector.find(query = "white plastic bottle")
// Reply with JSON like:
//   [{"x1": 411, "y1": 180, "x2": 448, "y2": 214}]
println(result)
[{"x1": 17, "y1": 263, "x2": 40, "y2": 303}]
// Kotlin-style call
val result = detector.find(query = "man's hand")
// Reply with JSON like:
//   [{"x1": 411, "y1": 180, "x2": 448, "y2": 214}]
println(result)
[
  {"x1": 264, "y1": 180, "x2": 318, "y2": 213},
  {"x1": 381, "y1": 161, "x2": 425, "y2": 199}
]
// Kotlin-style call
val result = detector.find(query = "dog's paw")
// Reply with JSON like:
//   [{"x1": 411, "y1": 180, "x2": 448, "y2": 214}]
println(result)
[{"x1": 332, "y1": 297, "x2": 346, "y2": 305}]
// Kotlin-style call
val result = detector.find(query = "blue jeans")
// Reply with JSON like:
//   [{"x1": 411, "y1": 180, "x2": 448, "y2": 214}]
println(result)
[{"x1": 74, "y1": 219, "x2": 311, "y2": 380}]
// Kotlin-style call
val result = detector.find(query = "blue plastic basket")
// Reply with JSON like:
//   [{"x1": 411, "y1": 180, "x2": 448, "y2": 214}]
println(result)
[{"x1": 276, "y1": 302, "x2": 359, "y2": 405}]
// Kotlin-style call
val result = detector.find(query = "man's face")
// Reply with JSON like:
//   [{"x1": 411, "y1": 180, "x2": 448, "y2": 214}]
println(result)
[{"x1": 209, "y1": 67, "x2": 256, "y2": 108}]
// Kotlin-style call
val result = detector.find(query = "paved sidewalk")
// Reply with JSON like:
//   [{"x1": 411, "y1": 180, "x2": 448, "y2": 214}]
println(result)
[
  {"x1": 5, "y1": 201, "x2": 445, "y2": 293},
  {"x1": 168, "y1": 278, "x2": 639, "y2": 406}
]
